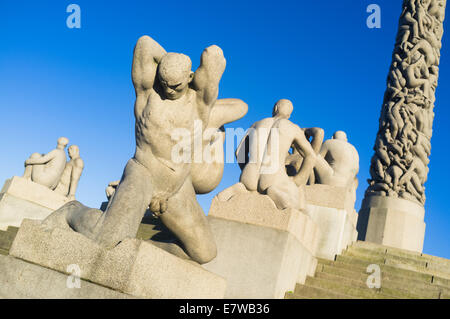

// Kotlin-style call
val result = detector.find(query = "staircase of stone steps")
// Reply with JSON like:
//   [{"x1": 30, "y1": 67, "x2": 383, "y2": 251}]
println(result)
[
  {"x1": 2, "y1": 224, "x2": 449, "y2": 299},
  {"x1": 286, "y1": 241, "x2": 450, "y2": 299}
]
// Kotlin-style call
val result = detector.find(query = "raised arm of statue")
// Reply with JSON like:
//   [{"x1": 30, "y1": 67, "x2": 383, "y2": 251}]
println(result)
[
  {"x1": 291, "y1": 127, "x2": 317, "y2": 187},
  {"x1": 131, "y1": 36, "x2": 166, "y2": 118},
  {"x1": 208, "y1": 98, "x2": 248, "y2": 129},
  {"x1": 193, "y1": 45, "x2": 226, "y2": 123},
  {"x1": 25, "y1": 150, "x2": 57, "y2": 165},
  {"x1": 303, "y1": 127, "x2": 325, "y2": 153}
]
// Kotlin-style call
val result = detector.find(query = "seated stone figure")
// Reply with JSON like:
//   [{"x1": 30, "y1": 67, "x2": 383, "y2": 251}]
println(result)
[
  {"x1": 310, "y1": 131, "x2": 360, "y2": 206},
  {"x1": 287, "y1": 130, "x2": 359, "y2": 190},
  {"x1": 217, "y1": 99, "x2": 323, "y2": 210},
  {"x1": 23, "y1": 137, "x2": 69, "y2": 190},
  {"x1": 54, "y1": 145, "x2": 85, "y2": 200},
  {"x1": 44, "y1": 36, "x2": 247, "y2": 264},
  {"x1": 314, "y1": 131, "x2": 359, "y2": 189}
]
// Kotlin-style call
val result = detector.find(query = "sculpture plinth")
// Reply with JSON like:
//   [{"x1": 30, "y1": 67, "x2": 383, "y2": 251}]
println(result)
[
  {"x1": 0, "y1": 176, "x2": 69, "y2": 230},
  {"x1": 203, "y1": 192, "x2": 320, "y2": 299},
  {"x1": 358, "y1": 195, "x2": 425, "y2": 253},
  {"x1": 8, "y1": 219, "x2": 226, "y2": 299},
  {"x1": 305, "y1": 184, "x2": 358, "y2": 260}
]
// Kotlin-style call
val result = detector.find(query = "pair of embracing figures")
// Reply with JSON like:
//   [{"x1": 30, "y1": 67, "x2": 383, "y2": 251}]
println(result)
[{"x1": 217, "y1": 98, "x2": 359, "y2": 213}]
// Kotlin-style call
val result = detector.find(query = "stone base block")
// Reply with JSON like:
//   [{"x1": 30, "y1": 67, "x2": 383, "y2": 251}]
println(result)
[
  {"x1": 0, "y1": 176, "x2": 69, "y2": 230},
  {"x1": 0, "y1": 193, "x2": 52, "y2": 231},
  {"x1": 357, "y1": 195, "x2": 425, "y2": 253},
  {"x1": 9, "y1": 219, "x2": 227, "y2": 299},
  {"x1": 305, "y1": 184, "x2": 358, "y2": 260},
  {"x1": 0, "y1": 255, "x2": 132, "y2": 298},
  {"x1": 203, "y1": 193, "x2": 320, "y2": 299},
  {"x1": 305, "y1": 184, "x2": 356, "y2": 215}
]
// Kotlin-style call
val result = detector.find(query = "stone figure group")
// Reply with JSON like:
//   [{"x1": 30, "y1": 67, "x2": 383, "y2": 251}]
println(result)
[
  {"x1": 23, "y1": 136, "x2": 84, "y2": 200},
  {"x1": 217, "y1": 99, "x2": 359, "y2": 211},
  {"x1": 21, "y1": 35, "x2": 360, "y2": 266},
  {"x1": 2, "y1": 1, "x2": 446, "y2": 299},
  {"x1": 367, "y1": 0, "x2": 446, "y2": 205}
]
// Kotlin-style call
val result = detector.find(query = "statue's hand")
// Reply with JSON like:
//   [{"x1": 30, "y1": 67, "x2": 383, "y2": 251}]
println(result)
[
  {"x1": 201, "y1": 45, "x2": 225, "y2": 70},
  {"x1": 150, "y1": 196, "x2": 168, "y2": 217}
]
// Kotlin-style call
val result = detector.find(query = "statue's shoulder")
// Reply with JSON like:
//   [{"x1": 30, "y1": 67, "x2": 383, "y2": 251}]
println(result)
[
  {"x1": 276, "y1": 118, "x2": 298, "y2": 130},
  {"x1": 324, "y1": 139, "x2": 345, "y2": 150},
  {"x1": 349, "y1": 143, "x2": 359, "y2": 158},
  {"x1": 253, "y1": 117, "x2": 274, "y2": 129},
  {"x1": 74, "y1": 157, "x2": 85, "y2": 168}
]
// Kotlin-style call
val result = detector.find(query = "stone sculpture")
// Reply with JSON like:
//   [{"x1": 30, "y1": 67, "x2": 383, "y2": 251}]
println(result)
[
  {"x1": 105, "y1": 180, "x2": 120, "y2": 201},
  {"x1": 23, "y1": 137, "x2": 69, "y2": 190},
  {"x1": 366, "y1": 0, "x2": 446, "y2": 205},
  {"x1": 313, "y1": 131, "x2": 359, "y2": 201},
  {"x1": 44, "y1": 35, "x2": 247, "y2": 264},
  {"x1": 217, "y1": 99, "x2": 323, "y2": 210},
  {"x1": 54, "y1": 145, "x2": 85, "y2": 200}
]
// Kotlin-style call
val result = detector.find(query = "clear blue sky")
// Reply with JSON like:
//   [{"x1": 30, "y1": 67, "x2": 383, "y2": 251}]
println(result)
[{"x1": 0, "y1": 1, "x2": 449, "y2": 258}]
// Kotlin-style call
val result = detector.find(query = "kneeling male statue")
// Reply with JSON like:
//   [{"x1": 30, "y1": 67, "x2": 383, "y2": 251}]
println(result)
[{"x1": 45, "y1": 36, "x2": 247, "y2": 264}]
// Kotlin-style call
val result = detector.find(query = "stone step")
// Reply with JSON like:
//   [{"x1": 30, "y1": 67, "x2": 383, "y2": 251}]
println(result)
[
  {"x1": 6, "y1": 226, "x2": 19, "y2": 234},
  {"x1": 365, "y1": 253, "x2": 449, "y2": 280},
  {"x1": 352, "y1": 241, "x2": 421, "y2": 257},
  {"x1": 0, "y1": 228, "x2": 17, "y2": 239},
  {"x1": 321, "y1": 256, "x2": 432, "y2": 283},
  {"x1": 345, "y1": 247, "x2": 428, "y2": 268},
  {"x1": 433, "y1": 275, "x2": 450, "y2": 287},
  {"x1": 284, "y1": 291, "x2": 307, "y2": 299},
  {"x1": 352, "y1": 241, "x2": 450, "y2": 269},
  {"x1": 0, "y1": 233, "x2": 16, "y2": 250},
  {"x1": 334, "y1": 255, "x2": 450, "y2": 284},
  {"x1": 440, "y1": 291, "x2": 450, "y2": 299},
  {"x1": 289, "y1": 284, "x2": 356, "y2": 299},
  {"x1": 316, "y1": 258, "x2": 335, "y2": 266},
  {"x1": 304, "y1": 276, "x2": 397, "y2": 299},
  {"x1": 425, "y1": 260, "x2": 450, "y2": 275},
  {"x1": 421, "y1": 253, "x2": 450, "y2": 268},
  {"x1": 318, "y1": 263, "x2": 450, "y2": 296},
  {"x1": 285, "y1": 242, "x2": 450, "y2": 299},
  {"x1": 314, "y1": 270, "x2": 438, "y2": 299},
  {"x1": 323, "y1": 256, "x2": 450, "y2": 288},
  {"x1": 346, "y1": 246, "x2": 450, "y2": 276}
]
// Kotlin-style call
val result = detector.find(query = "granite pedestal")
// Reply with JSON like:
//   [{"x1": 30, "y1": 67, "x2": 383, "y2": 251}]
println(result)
[
  {"x1": 0, "y1": 176, "x2": 69, "y2": 230},
  {"x1": 203, "y1": 192, "x2": 320, "y2": 299},
  {"x1": 304, "y1": 184, "x2": 358, "y2": 260},
  {"x1": 9, "y1": 219, "x2": 226, "y2": 299}
]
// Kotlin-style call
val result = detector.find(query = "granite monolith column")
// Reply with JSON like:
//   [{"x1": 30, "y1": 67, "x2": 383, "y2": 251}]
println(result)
[{"x1": 357, "y1": 0, "x2": 446, "y2": 252}]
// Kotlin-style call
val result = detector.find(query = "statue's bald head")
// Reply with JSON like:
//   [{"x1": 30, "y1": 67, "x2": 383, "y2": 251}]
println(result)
[
  {"x1": 333, "y1": 131, "x2": 348, "y2": 141},
  {"x1": 57, "y1": 137, "x2": 69, "y2": 149},
  {"x1": 68, "y1": 145, "x2": 80, "y2": 158},
  {"x1": 157, "y1": 53, "x2": 193, "y2": 100},
  {"x1": 272, "y1": 99, "x2": 293, "y2": 119}
]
